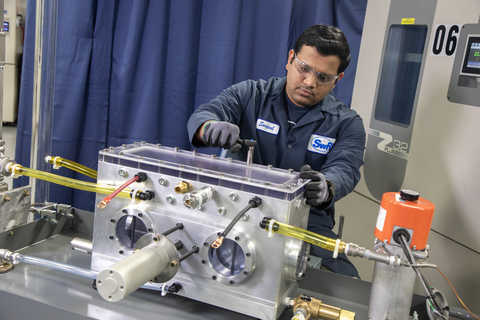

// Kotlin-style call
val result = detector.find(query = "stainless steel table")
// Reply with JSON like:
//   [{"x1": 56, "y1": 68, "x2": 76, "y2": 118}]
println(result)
[{"x1": 0, "y1": 211, "x2": 372, "y2": 320}]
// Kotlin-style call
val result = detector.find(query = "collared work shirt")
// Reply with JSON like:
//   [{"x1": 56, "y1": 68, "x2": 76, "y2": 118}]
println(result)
[{"x1": 187, "y1": 77, "x2": 366, "y2": 230}]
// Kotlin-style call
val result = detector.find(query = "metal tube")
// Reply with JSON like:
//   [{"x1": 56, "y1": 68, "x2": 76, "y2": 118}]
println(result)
[
  {"x1": 162, "y1": 223, "x2": 184, "y2": 236},
  {"x1": 246, "y1": 146, "x2": 254, "y2": 166},
  {"x1": 0, "y1": 249, "x2": 176, "y2": 294},
  {"x1": 179, "y1": 246, "x2": 199, "y2": 262},
  {"x1": 368, "y1": 244, "x2": 416, "y2": 320},
  {"x1": 17, "y1": 254, "x2": 98, "y2": 279},
  {"x1": 96, "y1": 235, "x2": 179, "y2": 302},
  {"x1": 70, "y1": 237, "x2": 93, "y2": 254}
]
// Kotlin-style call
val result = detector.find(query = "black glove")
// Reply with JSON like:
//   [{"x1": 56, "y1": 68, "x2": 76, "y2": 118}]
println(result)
[
  {"x1": 299, "y1": 164, "x2": 332, "y2": 207},
  {"x1": 202, "y1": 121, "x2": 240, "y2": 148}
]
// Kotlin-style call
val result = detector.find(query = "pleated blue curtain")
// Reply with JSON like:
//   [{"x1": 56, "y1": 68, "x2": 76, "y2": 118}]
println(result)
[{"x1": 15, "y1": 0, "x2": 367, "y2": 210}]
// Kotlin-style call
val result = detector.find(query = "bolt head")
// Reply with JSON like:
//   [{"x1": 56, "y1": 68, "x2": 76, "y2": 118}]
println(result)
[
  {"x1": 166, "y1": 195, "x2": 176, "y2": 204},
  {"x1": 158, "y1": 178, "x2": 169, "y2": 186},
  {"x1": 217, "y1": 207, "x2": 227, "y2": 215},
  {"x1": 229, "y1": 193, "x2": 239, "y2": 201},
  {"x1": 118, "y1": 169, "x2": 128, "y2": 178}
]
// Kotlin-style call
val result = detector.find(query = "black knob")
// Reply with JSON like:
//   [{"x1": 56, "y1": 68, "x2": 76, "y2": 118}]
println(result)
[{"x1": 400, "y1": 189, "x2": 419, "y2": 202}]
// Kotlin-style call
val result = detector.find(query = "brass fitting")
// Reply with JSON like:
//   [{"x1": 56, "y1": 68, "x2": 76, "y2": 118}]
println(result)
[
  {"x1": 291, "y1": 295, "x2": 355, "y2": 320},
  {"x1": 211, "y1": 236, "x2": 224, "y2": 249},
  {"x1": 174, "y1": 181, "x2": 192, "y2": 193}
]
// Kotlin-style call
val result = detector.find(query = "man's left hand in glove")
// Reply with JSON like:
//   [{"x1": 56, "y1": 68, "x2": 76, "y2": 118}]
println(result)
[{"x1": 299, "y1": 164, "x2": 334, "y2": 207}]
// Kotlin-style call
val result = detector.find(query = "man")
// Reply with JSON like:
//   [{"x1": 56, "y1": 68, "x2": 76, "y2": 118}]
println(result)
[{"x1": 187, "y1": 25, "x2": 366, "y2": 277}]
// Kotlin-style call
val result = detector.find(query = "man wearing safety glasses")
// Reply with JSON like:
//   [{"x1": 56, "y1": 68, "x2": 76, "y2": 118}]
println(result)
[{"x1": 187, "y1": 25, "x2": 366, "y2": 277}]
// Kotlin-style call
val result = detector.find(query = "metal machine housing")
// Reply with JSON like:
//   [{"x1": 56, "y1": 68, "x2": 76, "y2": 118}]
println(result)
[{"x1": 91, "y1": 143, "x2": 309, "y2": 320}]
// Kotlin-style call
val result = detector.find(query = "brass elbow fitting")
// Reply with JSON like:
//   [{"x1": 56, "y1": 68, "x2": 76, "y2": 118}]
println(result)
[
  {"x1": 291, "y1": 295, "x2": 355, "y2": 320},
  {"x1": 174, "y1": 181, "x2": 192, "y2": 193}
]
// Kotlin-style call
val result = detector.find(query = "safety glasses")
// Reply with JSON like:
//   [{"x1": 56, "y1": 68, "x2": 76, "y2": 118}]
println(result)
[{"x1": 293, "y1": 53, "x2": 339, "y2": 84}]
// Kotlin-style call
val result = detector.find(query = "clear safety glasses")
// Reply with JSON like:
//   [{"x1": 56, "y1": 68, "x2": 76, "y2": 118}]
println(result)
[{"x1": 293, "y1": 53, "x2": 339, "y2": 84}]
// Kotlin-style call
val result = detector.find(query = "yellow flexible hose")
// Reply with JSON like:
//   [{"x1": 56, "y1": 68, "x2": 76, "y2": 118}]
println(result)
[
  {"x1": 9, "y1": 164, "x2": 133, "y2": 199},
  {"x1": 265, "y1": 219, "x2": 346, "y2": 253},
  {"x1": 45, "y1": 156, "x2": 97, "y2": 179}
]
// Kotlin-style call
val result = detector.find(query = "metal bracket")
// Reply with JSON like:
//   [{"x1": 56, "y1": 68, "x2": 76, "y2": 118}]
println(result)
[{"x1": 30, "y1": 202, "x2": 74, "y2": 224}]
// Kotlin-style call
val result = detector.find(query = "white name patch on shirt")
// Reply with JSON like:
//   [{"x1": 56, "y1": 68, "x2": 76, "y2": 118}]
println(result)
[
  {"x1": 307, "y1": 134, "x2": 336, "y2": 155},
  {"x1": 256, "y1": 119, "x2": 280, "y2": 135}
]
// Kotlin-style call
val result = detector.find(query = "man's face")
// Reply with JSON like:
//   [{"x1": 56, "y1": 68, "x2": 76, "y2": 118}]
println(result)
[{"x1": 285, "y1": 45, "x2": 344, "y2": 107}]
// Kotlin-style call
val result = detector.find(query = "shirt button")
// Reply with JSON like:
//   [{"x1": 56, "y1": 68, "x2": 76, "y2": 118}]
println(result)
[{"x1": 288, "y1": 144, "x2": 292, "y2": 149}]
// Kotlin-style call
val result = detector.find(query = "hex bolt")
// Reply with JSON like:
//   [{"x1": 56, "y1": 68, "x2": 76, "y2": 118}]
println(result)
[
  {"x1": 158, "y1": 178, "x2": 169, "y2": 187},
  {"x1": 166, "y1": 195, "x2": 176, "y2": 204},
  {"x1": 229, "y1": 193, "x2": 239, "y2": 201},
  {"x1": 118, "y1": 169, "x2": 129, "y2": 178},
  {"x1": 217, "y1": 207, "x2": 227, "y2": 216}
]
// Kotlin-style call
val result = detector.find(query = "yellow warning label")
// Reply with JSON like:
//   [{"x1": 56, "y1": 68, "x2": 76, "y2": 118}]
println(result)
[{"x1": 401, "y1": 18, "x2": 416, "y2": 25}]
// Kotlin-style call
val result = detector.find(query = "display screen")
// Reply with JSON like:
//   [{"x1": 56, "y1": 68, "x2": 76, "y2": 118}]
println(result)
[{"x1": 461, "y1": 36, "x2": 480, "y2": 75}]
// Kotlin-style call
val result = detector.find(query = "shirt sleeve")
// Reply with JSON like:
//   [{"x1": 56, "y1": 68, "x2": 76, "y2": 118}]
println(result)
[
  {"x1": 321, "y1": 115, "x2": 366, "y2": 201},
  {"x1": 187, "y1": 81, "x2": 254, "y2": 146}
]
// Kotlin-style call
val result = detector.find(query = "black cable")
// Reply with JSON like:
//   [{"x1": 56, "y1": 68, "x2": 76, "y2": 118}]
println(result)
[
  {"x1": 398, "y1": 234, "x2": 447, "y2": 319},
  {"x1": 211, "y1": 196, "x2": 262, "y2": 248},
  {"x1": 223, "y1": 196, "x2": 262, "y2": 237}
]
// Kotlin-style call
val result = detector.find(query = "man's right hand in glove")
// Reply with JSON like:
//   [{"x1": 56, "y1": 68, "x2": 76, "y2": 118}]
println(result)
[{"x1": 198, "y1": 120, "x2": 240, "y2": 149}]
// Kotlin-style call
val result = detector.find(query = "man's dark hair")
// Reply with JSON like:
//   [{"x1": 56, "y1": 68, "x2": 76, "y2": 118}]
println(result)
[{"x1": 293, "y1": 25, "x2": 351, "y2": 74}]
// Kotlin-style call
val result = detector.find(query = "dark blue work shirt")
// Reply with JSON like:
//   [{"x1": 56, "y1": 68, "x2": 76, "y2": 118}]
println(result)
[{"x1": 187, "y1": 77, "x2": 366, "y2": 231}]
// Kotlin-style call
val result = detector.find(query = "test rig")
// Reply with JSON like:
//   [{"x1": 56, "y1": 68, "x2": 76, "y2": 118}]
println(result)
[{"x1": 0, "y1": 139, "x2": 459, "y2": 320}]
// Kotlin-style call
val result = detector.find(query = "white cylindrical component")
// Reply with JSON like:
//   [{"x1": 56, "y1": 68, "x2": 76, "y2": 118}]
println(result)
[
  {"x1": 368, "y1": 244, "x2": 416, "y2": 320},
  {"x1": 70, "y1": 237, "x2": 93, "y2": 254},
  {"x1": 183, "y1": 186, "x2": 214, "y2": 209},
  {"x1": 96, "y1": 235, "x2": 179, "y2": 302}
]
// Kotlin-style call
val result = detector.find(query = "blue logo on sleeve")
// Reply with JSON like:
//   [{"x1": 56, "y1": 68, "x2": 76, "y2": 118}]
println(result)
[{"x1": 307, "y1": 134, "x2": 336, "y2": 155}]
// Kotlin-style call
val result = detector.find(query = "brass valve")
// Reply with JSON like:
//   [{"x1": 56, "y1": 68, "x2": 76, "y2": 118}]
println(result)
[
  {"x1": 174, "y1": 181, "x2": 192, "y2": 193},
  {"x1": 291, "y1": 295, "x2": 355, "y2": 320}
]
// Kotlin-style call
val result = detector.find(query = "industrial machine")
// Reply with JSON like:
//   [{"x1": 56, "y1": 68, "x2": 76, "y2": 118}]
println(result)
[
  {"x1": 2, "y1": 141, "x2": 476, "y2": 319},
  {"x1": 336, "y1": 0, "x2": 480, "y2": 314},
  {"x1": 91, "y1": 142, "x2": 310, "y2": 319},
  {"x1": 0, "y1": 0, "x2": 24, "y2": 124}
]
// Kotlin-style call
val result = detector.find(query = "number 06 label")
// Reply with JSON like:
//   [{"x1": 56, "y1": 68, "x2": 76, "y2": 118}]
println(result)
[{"x1": 430, "y1": 24, "x2": 461, "y2": 57}]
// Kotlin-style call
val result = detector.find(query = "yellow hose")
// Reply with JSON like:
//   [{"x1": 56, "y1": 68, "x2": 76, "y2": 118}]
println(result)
[
  {"x1": 45, "y1": 156, "x2": 97, "y2": 179},
  {"x1": 264, "y1": 219, "x2": 346, "y2": 254},
  {"x1": 9, "y1": 163, "x2": 133, "y2": 199}
]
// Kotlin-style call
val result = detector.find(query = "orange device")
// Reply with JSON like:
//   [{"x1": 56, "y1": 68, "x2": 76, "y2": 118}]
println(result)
[{"x1": 374, "y1": 190, "x2": 434, "y2": 250}]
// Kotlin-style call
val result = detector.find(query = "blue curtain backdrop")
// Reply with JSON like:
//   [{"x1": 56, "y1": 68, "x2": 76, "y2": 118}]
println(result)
[{"x1": 15, "y1": 0, "x2": 367, "y2": 210}]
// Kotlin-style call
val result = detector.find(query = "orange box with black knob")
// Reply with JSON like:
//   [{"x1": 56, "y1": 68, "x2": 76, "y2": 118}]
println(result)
[{"x1": 374, "y1": 190, "x2": 434, "y2": 250}]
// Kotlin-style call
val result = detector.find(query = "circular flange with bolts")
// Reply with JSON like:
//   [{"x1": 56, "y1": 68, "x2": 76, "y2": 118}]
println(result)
[
  {"x1": 112, "y1": 207, "x2": 155, "y2": 251},
  {"x1": 200, "y1": 232, "x2": 255, "y2": 285}
]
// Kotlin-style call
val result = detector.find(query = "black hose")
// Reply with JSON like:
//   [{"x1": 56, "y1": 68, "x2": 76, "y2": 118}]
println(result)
[
  {"x1": 211, "y1": 197, "x2": 262, "y2": 248},
  {"x1": 223, "y1": 197, "x2": 262, "y2": 237}
]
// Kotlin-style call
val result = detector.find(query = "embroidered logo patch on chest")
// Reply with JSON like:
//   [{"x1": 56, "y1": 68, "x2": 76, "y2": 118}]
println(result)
[
  {"x1": 307, "y1": 134, "x2": 336, "y2": 155},
  {"x1": 256, "y1": 119, "x2": 280, "y2": 135}
]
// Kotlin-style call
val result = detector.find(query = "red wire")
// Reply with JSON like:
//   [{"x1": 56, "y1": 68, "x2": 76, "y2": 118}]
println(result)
[{"x1": 98, "y1": 175, "x2": 139, "y2": 208}]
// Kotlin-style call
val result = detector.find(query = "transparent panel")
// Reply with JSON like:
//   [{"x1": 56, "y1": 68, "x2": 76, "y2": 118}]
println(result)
[
  {"x1": 120, "y1": 145, "x2": 294, "y2": 186},
  {"x1": 374, "y1": 25, "x2": 428, "y2": 126}
]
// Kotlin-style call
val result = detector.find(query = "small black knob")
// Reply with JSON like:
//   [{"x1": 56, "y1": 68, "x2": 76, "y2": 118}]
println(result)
[{"x1": 400, "y1": 189, "x2": 419, "y2": 202}]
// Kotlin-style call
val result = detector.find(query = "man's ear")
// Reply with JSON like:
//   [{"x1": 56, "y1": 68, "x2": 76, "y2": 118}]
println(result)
[
  {"x1": 286, "y1": 49, "x2": 295, "y2": 71},
  {"x1": 334, "y1": 72, "x2": 345, "y2": 85}
]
